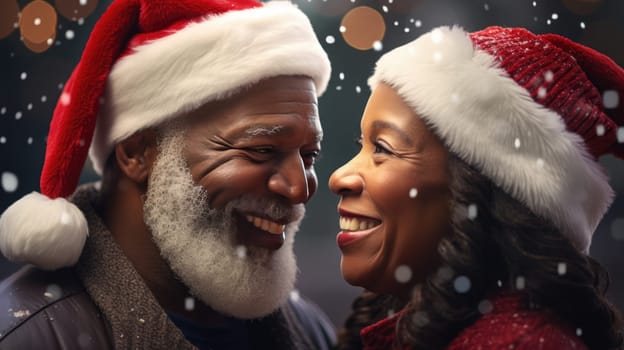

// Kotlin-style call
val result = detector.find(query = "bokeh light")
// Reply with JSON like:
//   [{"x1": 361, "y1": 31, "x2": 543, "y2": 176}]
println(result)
[
  {"x1": 20, "y1": 0, "x2": 58, "y2": 53},
  {"x1": 0, "y1": 0, "x2": 20, "y2": 39},
  {"x1": 561, "y1": 0, "x2": 603, "y2": 16},
  {"x1": 340, "y1": 6, "x2": 386, "y2": 51},
  {"x1": 55, "y1": 0, "x2": 99, "y2": 21}
]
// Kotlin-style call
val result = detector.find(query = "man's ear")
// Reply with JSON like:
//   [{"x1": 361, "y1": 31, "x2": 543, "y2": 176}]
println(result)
[{"x1": 114, "y1": 129, "x2": 160, "y2": 184}]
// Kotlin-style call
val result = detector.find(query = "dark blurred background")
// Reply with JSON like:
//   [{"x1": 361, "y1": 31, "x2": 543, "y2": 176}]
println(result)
[{"x1": 1, "y1": 0, "x2": 623, "y2": 329}]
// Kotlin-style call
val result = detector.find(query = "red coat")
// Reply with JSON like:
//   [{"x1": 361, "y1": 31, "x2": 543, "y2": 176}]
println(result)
[{"x1": 360, "y1": 293, "x2": 587, "y2": 349}]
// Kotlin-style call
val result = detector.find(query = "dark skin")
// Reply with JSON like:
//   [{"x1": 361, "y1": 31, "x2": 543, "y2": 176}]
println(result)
[
  {"x1": 329, "y1": 82, "x2": 451, "y2": 301},
  {"x1": 96, "y1": 76, "x2": 322, "y2": 324}
]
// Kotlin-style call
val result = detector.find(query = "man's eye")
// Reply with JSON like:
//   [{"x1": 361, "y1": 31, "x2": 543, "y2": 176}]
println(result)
[
  {"x1": 250, "y1": 147, "x2": 273, "y2": 154},
  {"x1": 302, "y1": 150, "x2": 321, "y2": 167}
]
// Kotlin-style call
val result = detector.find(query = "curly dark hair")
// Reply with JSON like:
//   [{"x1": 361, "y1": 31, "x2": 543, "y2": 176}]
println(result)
[{"x1": 336, "y1": 154, "x2": 623, "y2": 350}]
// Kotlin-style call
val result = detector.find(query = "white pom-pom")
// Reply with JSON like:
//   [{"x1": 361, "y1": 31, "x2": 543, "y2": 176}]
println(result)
[{"x1": 0, "y1": 192, "x2": 88, "y2": 270}]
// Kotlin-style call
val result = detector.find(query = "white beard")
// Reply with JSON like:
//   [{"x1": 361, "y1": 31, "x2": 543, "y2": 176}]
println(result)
[{"x1": 143, "y1": 130, "x2": 303, "y2": 319}]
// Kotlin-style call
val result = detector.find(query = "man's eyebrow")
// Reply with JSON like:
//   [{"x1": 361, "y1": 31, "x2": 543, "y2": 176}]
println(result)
[
  {"x1": 371, "y1": 120, "x2": 413, "y2": 146},
  {"x1": 232, "y1": 124, "x2": 323, "y2": 143},
  {"x1": 245, "y1": 125, "x2": 284, "y2": 137}
]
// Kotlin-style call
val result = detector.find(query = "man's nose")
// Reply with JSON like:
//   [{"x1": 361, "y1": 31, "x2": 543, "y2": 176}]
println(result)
[{"x1": 268, "y1": 153, "x2": 309, "y2": 204}]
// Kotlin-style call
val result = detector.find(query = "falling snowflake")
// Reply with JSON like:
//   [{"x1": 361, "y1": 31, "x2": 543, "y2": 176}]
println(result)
[
  {"x1": 289, "y1": 290, "x2": 300, "y2": 302},
  {"x1": 339, "y1": 25, "x2": 346, "y2": 33},
  {"x1": 27, "y1": 137, "x2": 33, "y2": 144},
  {"x1": 394, "y1": 265, "x2": 412, "y2": 283},
  {"x1": 454, "y1": 275, "x2": 471, "y2": 293},
  {"x1": 372, "y1": 41, "x2": 383, "y2": 51},
  {"x1": 532, "y1": 1, "x2": 537, "y2": 6},
  {"x1": 557, "y1": 262, "x2": 567, "y2": 276},
  {"x1": 551, "y1": 13, "x2": 559, "y2": 20},
  {"x1": 467, "y1": 204, "x2": 478, "y2": 220},
  {"x1": 409, "y1": 188, "x2": 418, "y2": 198},
  {"x1": 27, "y1": 103, "x2": 33, "y2": 110},
  {"x1": 544, "y1": 70, "x2": 554, "y2": 82},
  {"x1": 66, "y1": 30, "x2": 75, "y2": 40},
  {"x1": 617, "y1": 127, "x2": 624, "y2": 143},
  {"x1": 60, "y1": 92, "x2": 71, "y2": 106},
  {"x1": 339, "y1": 72, "x2": 345, "y2": 80},
  {"x1": 478, "y1": 299, "x2": 493, "y2": 314},
  {"x1": 537, "y1": 87, "x2": 547, "y2": 99},
  {"x1": 236, "y1": 245, "x2": 246, "y2": 259},
  {"x1": 393, "y1": 20, "x2": 399, "y2": 26},
  {"x1": 516, "y1": 276, "x2": 526, "y2": 290},
  {"x1": 382, "y1": 5, "x2": 388, "y2": 13},
  {"x1": 336, "y1": 85, "x2": 342, "y2": 91},
  {"x1": 15, "y1": 111, "x2": 22, "y2": 120},
  {"x1": 484, "y1": 3, "x2": 490, "y2": 11},
  {"x1": 576, "y1": 328, "x2": 583, "y2": 336},
  {"x1": 184, "y1": 297, "x2": 195, "y2": 311},
  {"x1": 514, "y1": 137, "x2": 521, "y2": 149},
  {"x1": 0, "y1": 137, "x2": 5, "y2": 144},
  {"x1": 404, "y1": 27, "x2": 410, "y2": 33},
  {"x1": 602, "y1": 90, "x2": 619, "y2": 109},
  {"x1": 41, "y1": 95, "x2": 47, "y2": 103},
  {"x1": 355, "y1": 86, "x2": 361, "y2": 93},
  {"x1": 20, "y1": 72, "x2": 27, "y2": 80},
  {"x1": 595, "y1": 124, "x2": 605, "y2": 136},
  {"x1": 79, "y1": 0, "x2": 88, "y2": 5},
  {"x1": 0, "y1": 107, "x2": 5, "y2": 115},
  {"x1": 325, "y1": 35, "x2": 335, "y2": 44},
  {"x1": 580, "y1": 22, "x2": 586, "y2": 29},
  {"x1": 1, "y1": 172, "x2": 19, "y2": 193},
  {"x1": 415, "y1": 20, "x2": 422, "y2": 28}
]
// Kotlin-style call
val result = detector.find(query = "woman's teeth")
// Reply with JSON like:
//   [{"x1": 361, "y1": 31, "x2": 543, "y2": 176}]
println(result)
[
  {"x1": 339, "y1": 216, "x2": 380, "y2": 231},
  {"x1": 245, "y1": 215, "x2": 285, "y2": 235}
]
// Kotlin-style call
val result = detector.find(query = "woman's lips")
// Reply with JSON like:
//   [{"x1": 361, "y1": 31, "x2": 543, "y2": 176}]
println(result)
[{"x1": 336, "y1": 215, "x2": 382, "y2": 248}]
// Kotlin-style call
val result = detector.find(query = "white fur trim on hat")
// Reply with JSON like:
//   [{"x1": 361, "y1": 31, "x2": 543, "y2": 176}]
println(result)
[
  {"x1": 89, "y1": 1, "x2": 331, "y2": 174},
  {"x1": 0, "y1": 192, "x2": 88, "y2": 270},
  {"x1": 368, "y1": 26, "x2": 613, "y2": 253}
]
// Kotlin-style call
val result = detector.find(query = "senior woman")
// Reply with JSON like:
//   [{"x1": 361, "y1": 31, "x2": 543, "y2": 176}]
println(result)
[{"x1": 329, "y1": 26, "x2": 624, "y2": 349}]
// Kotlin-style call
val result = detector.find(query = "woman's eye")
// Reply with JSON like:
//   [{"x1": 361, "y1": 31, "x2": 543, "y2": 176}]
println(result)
[{"x1": 373, "y1": 142, "x2": 392, "y2": 155}]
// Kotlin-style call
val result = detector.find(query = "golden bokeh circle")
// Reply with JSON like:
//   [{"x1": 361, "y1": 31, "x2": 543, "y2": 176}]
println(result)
[
  {"x1": 55, "y1": 0, "x2": 99, "y2": 21},
  {"x1": 23, "y1": 31, "x2": 57, "y2": 53},
  {"x1": 0, "y1": 0, "x2": 20, "y2": 39},
  {"x1": 340, "y1": 6, "x2": 386, "y2": 51},
  {"x1": 20, "y1": 0, "x2": 58, "y2": 51},
  {"x1": 561, "y1": 0, "x2": 603, "y2": 15}
]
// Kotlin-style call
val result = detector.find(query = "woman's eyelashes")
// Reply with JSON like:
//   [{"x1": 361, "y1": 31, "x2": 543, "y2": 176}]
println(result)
[{"x1": 355, "y1": 136, "x2": 394, "y2": 156}]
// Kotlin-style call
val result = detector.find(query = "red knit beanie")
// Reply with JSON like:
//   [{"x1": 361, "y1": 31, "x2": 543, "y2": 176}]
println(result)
[{"x1": 369, "y1": 26, "x2": 623, "y2": 253}]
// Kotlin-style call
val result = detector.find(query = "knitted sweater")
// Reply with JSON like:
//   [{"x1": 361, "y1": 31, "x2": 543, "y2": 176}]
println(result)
[{"x1": 360, "y1": 293, "x2": 587, "y2": 350}]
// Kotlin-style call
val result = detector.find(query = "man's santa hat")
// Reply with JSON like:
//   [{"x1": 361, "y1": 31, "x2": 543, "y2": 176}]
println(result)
[
  {"x1": 0, "y1": 0, "x2": 331, "y2": 270},
  {"x1": 369, "y1": 26, "x2": 624, "y2": 253}
]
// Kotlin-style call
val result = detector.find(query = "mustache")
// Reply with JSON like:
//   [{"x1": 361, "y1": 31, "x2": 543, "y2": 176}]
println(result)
[{"x1": 225, "y1": 195, "x2": 305, "y2": 224}]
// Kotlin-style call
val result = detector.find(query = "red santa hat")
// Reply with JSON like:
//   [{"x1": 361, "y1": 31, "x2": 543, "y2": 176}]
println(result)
[
  {"x1": 369, "y1": 26, "x2": 624, "y2": 253},
  {"x1": 0, "y1": 0, "x2": 331, "y2": 270}
]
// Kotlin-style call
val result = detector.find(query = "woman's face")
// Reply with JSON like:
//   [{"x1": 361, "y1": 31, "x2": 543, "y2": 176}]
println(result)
[{"x1": 329, "y1": 82, "x2": 452, "y2": 299}]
